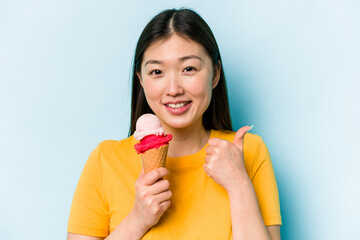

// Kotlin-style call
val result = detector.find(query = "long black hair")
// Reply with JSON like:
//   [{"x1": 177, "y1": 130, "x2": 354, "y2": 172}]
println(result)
[{"x1": 129, "y1": 8, "x2": 232, "y2": 136}]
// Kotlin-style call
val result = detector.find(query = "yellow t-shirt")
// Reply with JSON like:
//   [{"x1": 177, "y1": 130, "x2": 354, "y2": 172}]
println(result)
[{"x1": 67, "y1": 130, "x2": 282, "y2": 238}]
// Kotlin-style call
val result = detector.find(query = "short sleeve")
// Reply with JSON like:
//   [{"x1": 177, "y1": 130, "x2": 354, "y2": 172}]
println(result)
[
  {"x1": 67, "y1": 143, "x2": 109, "y2": 237},
  {"x1": 251, "y1": 137, "x2": 282, "y2": 226}
]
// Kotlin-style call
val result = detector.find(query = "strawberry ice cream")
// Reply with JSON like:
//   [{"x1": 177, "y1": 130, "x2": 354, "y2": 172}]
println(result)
[
  {"x1": 133, "y1": 114, "x2": 172, "y2": 173},
  {"x1": 134, "y1": 134, "x2": 172, "y2": 154},
  {"x1": 134, "y1": 113, "x2": 172, "y2": 154}
]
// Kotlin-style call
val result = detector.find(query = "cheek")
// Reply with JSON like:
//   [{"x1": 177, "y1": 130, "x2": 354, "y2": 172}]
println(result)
[
  {"x1": 190, "y1": 76, "x2": 213, "y2": 100},
  {"x1": 192, "y1": 85, "x2": 211, "y2": 99},
  {"x1": 142, "y1": 79, "x2": 162, "y2": 99}
]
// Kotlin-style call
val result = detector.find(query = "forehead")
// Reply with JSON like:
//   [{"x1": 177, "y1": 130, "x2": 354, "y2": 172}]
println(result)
[{"x1": 142, "y1": 34, "x2": 209, "y2": 63}]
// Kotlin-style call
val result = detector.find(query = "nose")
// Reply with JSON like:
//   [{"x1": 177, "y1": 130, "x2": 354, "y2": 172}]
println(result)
[{"x1": 166, "y1": 72, "x2": 184, "y2": 97}]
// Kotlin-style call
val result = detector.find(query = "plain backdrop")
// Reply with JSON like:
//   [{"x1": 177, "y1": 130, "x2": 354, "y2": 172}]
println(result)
[{"x1": 1, "y1": 0, "x2": 359, "y2": 239}]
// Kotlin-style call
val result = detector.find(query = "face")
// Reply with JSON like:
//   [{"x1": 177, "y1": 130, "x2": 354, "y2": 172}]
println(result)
[{"x1": 138, "y1": 34, "x2": 220, "y2": 132}]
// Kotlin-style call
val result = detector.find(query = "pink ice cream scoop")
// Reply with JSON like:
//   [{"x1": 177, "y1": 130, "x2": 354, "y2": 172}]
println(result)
[
  {"x1": 134, "y1": 113, "x2": 165, "y2": 140},
  {"x1": 134, "y1": 114, "x2": 172, "y2": 154}
]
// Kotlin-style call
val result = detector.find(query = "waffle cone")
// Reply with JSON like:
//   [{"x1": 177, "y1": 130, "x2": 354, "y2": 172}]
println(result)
[{"x1": 141, "y1": 144, "x2": 169, "y2": 174}]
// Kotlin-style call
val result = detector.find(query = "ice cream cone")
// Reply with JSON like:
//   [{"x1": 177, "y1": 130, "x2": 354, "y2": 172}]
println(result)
[{"x1": 141, "y1": 144, "x2": 169, "y2": 173}]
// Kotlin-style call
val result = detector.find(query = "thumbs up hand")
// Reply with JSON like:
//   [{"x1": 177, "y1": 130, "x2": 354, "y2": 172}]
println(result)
[{"x1": 204, "y1": 126, "x2": 252, "y2": 192}]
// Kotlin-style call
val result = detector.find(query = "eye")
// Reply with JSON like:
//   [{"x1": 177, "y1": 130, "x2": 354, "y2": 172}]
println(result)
[
  {"x1": 183, "y1": 67, "x2": 196, "y2": 72},
  {"x1": 150, "y1": 69, "x2": 162, "y2": 75}
]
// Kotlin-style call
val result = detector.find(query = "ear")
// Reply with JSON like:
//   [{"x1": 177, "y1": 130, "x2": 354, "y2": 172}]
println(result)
[
  {"x1": 137, "y1": 72, "x2": 143, "y2": 87},
  {"x1": 212, "y1": 60, "x2": 221, "y2": 89}
]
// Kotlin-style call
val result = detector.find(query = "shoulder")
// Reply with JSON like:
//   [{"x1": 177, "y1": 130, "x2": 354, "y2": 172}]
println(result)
[
  {"x1": 97, "y1": 135, "x2": 137, "y2": 150},
  {"x1": 89, "y1": 135, "x2": 140, "y2": 172},
  {"x1": 93, "y1": 135, "x2": 138, "y2": 159}
]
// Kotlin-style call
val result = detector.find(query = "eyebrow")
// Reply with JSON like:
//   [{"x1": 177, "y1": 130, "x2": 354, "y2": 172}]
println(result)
[{"x1": 144, "y1": 55, "x2": 203, "y2": 67}]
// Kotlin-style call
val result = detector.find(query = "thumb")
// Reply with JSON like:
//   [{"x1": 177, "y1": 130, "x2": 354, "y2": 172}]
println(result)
[
  {"x1": 139, "y1": 165, "x2": 145, "y2": 177},
  {"x1": 233, "y1": 126, "x2": 252, "y2": 149}
]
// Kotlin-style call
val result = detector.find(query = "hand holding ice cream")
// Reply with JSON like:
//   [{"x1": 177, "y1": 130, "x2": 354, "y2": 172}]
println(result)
[{"x1": 128, "y1": 114, "x2": 173, "y2": 233}]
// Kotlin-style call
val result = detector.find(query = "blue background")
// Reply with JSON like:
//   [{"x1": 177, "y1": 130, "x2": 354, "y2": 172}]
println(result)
[{"x1": 1, "y1": 0, "x2": 359, "y2": 239}]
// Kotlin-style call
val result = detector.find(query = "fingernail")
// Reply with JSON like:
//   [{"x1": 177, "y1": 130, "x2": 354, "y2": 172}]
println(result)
[{"x1": 246, "y1": 124, "x2": 254, "y2": 133}]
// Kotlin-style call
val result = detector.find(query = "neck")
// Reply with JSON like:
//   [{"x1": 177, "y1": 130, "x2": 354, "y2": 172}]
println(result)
[{"x1": 164, "y1": 124, "x2": 211, "y2": 158}]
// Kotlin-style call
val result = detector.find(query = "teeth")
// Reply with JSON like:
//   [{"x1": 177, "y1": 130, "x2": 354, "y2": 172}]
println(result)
[{"x1": 166, "y1": 102, "x2": 189, "y2": 109}]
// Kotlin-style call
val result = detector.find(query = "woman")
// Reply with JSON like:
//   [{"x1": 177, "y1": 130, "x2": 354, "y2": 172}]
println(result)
[{"x1": 67, "y1": 8, "x2": 281, "y2": 240}]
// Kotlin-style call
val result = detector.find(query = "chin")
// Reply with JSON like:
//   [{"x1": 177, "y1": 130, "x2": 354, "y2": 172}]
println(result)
[
  {"x1": 166, "y1": 122, "x2": 189, "y2": 130},
  {"x1": 165, "y1": 117, "x2": 202, "y2": 131}
]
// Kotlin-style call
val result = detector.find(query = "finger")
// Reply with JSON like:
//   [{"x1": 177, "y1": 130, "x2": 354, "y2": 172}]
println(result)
[
  {"x1": 203, "y1": 163, "x2": 210, "y2": 177},
  {"x1": 208, "y1": 137, "x2": 224, "y2": 146},
  {"x1": 141, "y1": 165, "x2": 145, "y2": 174},
  {"x1": 205, "y1": 145, "x2": 216, "y2": 155},
  {"x1": 155, "y1": 190, "x2": 172, "y2": 203},
  {"x1": 146, "y1": 179, "x2": 170, "y2": 195},
  {"x1": 203, "y1": 163, "x2": 208, "y2": 172},
  {"x1": 153, "y1": 197, "x2": 171, "y2": 215},
  {"x1": 205, "y1": 155, "x2": 211, "y2": 164},
  {"x1": 159, "y1": 200, "x2": 171, "y2": 212},
  {"x1": 143, "y1": 167, "x2": 169, "y2": 186},
  {"x1": 138, "y1": 166, "x2": 145, "y2": 179},
  {"x1": 233, "y1": 126, "x2": 251, "y2": 149}
]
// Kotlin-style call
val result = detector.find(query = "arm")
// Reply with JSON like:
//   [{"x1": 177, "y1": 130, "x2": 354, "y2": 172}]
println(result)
[
  {"x1": 227, "y1": 175, "x2": 270, "y2": 240},
  {"x1": 204, "y1": 127, "x2": 281, "y2": 240},
  {"x1": 67, "y1": 205, "x2": 145, "y2": 240},
  {"x1": 267, "y1": 225, "x2": 281, "y2": 240},
  {"x1": 227, "y1": 167, "x2": 281, "y2": 239},
  {"x1": 67, "y1": 233, "x2": 104, "y2": 240}
]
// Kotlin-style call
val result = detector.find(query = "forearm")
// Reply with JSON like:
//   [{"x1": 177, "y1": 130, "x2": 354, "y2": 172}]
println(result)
[
  {"x1": 105, "y1": 210, "x2": 148, "y2": 240},
  {"x1": 228, "y1": 176, "x2": 270, "y2": 240}
]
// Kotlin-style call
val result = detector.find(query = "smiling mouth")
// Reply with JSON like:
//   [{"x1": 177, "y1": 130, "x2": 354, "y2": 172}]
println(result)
[{"x1": 165, "y1": 101, "x2": 191, "y2": 109}]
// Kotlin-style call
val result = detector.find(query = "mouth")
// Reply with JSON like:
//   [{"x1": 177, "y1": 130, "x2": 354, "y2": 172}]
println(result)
[{"x1": 165, "y1": 101, "x2": 192, "y2": 109}]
